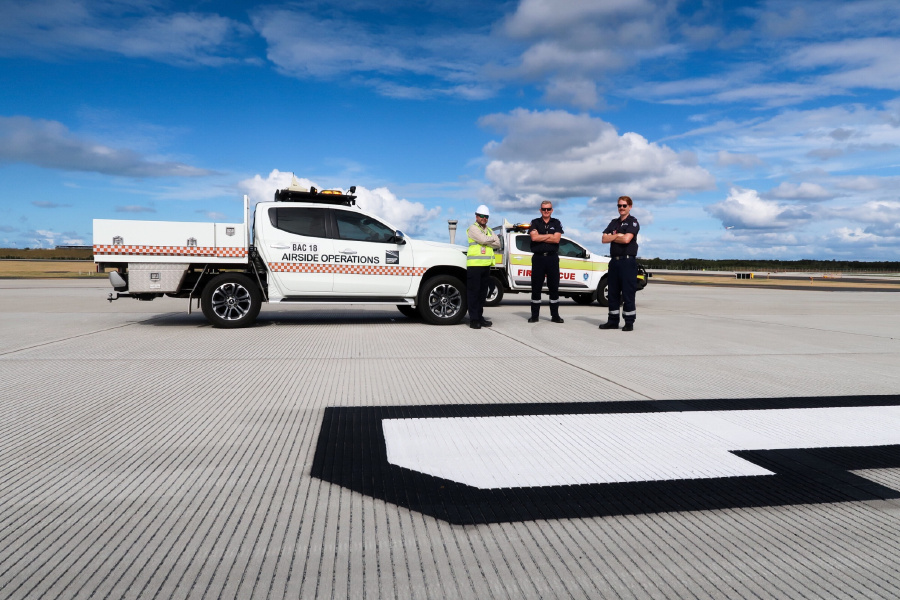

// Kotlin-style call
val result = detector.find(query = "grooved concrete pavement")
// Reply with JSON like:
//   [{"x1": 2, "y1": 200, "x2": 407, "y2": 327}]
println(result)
[{"x1": 1, "y1": 279, "x2": 899, "y2": 599}]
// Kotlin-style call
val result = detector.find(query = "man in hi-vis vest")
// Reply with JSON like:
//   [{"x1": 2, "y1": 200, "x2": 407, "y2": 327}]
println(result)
[{"x1": 466, "y1": 205, "x2": 501, "y2": 329}]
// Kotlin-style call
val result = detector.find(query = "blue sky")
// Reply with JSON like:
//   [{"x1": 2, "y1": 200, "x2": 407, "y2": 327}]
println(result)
[{"x1": 2, "y1": 0, "x2": 900, "y2": 259}]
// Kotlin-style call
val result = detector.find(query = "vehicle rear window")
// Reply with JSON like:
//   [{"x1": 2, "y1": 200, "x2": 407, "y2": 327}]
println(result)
[{"x1": 269, "y1": 207, "x2": 329, "y2": 237}]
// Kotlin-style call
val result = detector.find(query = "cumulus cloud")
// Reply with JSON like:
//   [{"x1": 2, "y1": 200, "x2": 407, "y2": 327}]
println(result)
[
  {"x1": 706, "y1": 187, "x2": 813, "y2": 230},
  {"x1": 478, "y1": 109, "x2": 715, "y2": 207},
  {"x1": 0, "y1": 116, "x2": 212, "y2": 177},
  {"x1": 236, "y1": 169, "x2": 439, "y2": 236},
  {"x1": 0, "y1": 0, "x2": 252, "y2": 66}
]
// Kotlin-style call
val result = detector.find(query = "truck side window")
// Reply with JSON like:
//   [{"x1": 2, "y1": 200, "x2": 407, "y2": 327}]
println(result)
[
  {"x1": 334, "y1": 210, "x2": 395, "y2": 243},
  {"x1": 269, "y1": 207, "x2": 329, "y2": 237},
  {"x1": 515, "y1": 235, "x2": 531, "y2": 252},
  {"x1": 559, "y1": 238, "x2": 586, "y2": 258}
]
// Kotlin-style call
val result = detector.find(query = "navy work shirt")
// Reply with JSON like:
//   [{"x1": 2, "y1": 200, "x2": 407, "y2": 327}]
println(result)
[
  {"x1": 528, "y1": 217, "x2": 564, "y2": 254},
  {"x1": 603, "y1": 216, "x2": 640, "y2": 257}
]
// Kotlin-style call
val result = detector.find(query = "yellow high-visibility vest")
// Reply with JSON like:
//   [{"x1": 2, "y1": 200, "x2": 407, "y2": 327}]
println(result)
[{"x1": 467, "y1": 226, "x2": 495, "y2": 267}]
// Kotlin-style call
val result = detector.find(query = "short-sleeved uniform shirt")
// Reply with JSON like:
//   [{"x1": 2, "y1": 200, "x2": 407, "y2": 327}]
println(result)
[
  {"x1": 528, "y1": 217, "x2": 564, "y2": 253},
  {"x1": 603, "y1": 216, "x2": 640, "y2": 257}
]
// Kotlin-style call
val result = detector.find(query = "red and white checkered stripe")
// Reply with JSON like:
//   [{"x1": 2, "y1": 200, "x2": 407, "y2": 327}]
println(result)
[
  {"x1": 216, "y1": 247, "x2": 248, "y2": 258},
  {"x1": 93, "y1": 245, "x2": 247, "y2": 258},
  {"x1": 269, "y1": 263, "x2": 426, "y2": 276}
]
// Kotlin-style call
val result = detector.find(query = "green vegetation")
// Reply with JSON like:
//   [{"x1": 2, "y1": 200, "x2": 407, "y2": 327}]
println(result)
[
  {"x1": 641, "y1": 258, "x2": 900, "y2": 273},
  {"x1": 0, "y1": 248, "x2": 93, "y2": 260}
]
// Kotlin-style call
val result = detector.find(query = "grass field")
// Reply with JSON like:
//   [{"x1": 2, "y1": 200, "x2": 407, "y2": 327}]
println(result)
[{"x1": 0, "y1": 260, "x2": 105, "y2": 279}]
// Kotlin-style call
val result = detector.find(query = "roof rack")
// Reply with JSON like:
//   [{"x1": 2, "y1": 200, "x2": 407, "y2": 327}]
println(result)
[{"x1": 274, "y1": 185, "x2": 357, "y2": 206}]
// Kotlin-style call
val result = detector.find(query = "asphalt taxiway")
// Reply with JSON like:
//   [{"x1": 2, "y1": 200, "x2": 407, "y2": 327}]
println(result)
[{"x1": 1, "y1": 279, "x2": 899, "y2": 599}]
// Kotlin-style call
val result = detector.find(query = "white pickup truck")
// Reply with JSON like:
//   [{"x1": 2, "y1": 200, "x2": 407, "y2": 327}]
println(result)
[
  {"x1": 485, "y1": 221, "x2": 648, "y2": 307},
  {"x1": 94, "y1": 184, "x2": 468, "y2": 327}
]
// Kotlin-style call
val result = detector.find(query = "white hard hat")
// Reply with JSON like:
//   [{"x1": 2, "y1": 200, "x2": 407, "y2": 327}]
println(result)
[{"x1": 475, "y1": 204, "x2": 490, "y2": 216}]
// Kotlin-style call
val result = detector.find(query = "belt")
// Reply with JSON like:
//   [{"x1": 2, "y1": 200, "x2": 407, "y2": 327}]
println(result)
[
  {"x1": 612, "y1": 255, "x2": 635, "y2": 260},
  {"x1": 535, "y1": 252, "x2": 557, "y2": 256}
]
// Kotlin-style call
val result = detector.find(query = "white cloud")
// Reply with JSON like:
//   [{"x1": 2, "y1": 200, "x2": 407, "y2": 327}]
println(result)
[
  {"x1": 705, "y1": 187, "x2": 813, "y2": 230},
  {"x1": 502, "y1": 0, "x2": 679, "y2": 107},
  {"x1": 0, "y1": 0, "x2": 252, "y2": 66},
  {"x1": 0, "y1": 116, "x2": 212, "y2": 177},
  {"x1": 251, "y1": 6, "x2": 500, "y2": 100},
  {"x1": 115, "y1": 205, "x2": 156, "y2": 213},
  {"x1": 354, "y1": 187, "x2": 440, "y2": 236},
  {"x1": 478, "y1": 109, "x2": 715, "y2": 207},
  {"x1": 715, "y1": 151, "x2": 764, "y2": 169},
  {"x1": 765, "y1": 182, "x2": 834, "y2": 201},
  {"x1": 236, "y1": 170, "x2": 439, "y2": 236}
]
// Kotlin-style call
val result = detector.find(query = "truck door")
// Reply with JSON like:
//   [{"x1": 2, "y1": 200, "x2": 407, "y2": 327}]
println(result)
[
  {"x1": 262, "y1": 206, "x2": 334, "y2": 294},
  {"x1": 557, "y1": 237, "x2": 595, "y2": 293},
  {"x1": 506, "y1": 233, "x2": 534, "y2": 290},
  {"x1": 330, "y1": 208, "x2": 414, "y2": 295}
]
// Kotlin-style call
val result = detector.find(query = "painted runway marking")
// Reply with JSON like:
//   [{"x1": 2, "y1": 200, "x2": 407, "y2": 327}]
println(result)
[
  {"x1": 310, "y1": 396, "x2": 900, "y2": 524},
  {"x1": 383, "y1": 406, "x2": 900, "y2": 488}
]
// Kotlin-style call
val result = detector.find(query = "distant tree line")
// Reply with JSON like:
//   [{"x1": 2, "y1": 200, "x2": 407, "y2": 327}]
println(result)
[
  {"x1": 0, "y1": 248, "x2": 93, "y2": 260},
  {"x1": 640, "y1": 258, "x2": 900, "y2": 273}
]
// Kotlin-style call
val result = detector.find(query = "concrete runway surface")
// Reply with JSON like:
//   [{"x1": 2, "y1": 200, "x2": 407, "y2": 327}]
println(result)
[{"x1": 1, "y1": 279, "x2": 899, "y2": 599}]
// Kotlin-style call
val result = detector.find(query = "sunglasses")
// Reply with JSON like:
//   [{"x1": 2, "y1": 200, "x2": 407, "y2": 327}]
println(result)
[
  {"x1": 476, "y1": 214, "x2": 488, "y2": 218},
  {"x1": 617, "y1": 204, "x2": 629, "y2": 208},
  {"x1": 541, "y1": 208, "x2": 553, "y2": 212}
]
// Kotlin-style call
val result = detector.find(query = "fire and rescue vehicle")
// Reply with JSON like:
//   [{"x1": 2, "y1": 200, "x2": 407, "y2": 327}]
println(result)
[
  {"x1": 485, "y1": 220, "x2": 648, "y2": 307},
  {"x1": 94, "y1": 181, "x2": 468, "y2": 328}
]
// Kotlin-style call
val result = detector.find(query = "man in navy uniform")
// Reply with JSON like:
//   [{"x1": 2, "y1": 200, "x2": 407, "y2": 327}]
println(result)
[
  {"x1": 599, "y1": 196, "x2": 640, "y2": 331},
  {"x1": 528, "y1": 200, "x2": 564, "y2": 323}
]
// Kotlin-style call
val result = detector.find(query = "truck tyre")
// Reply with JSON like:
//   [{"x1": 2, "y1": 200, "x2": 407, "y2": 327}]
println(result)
[
  {"x1": 418, "y1": 275, "x2": 466, "y2": 325},
  {"x1": 597, "y1": 277, "x2": 609, "y2": 307},
  {"x1": 201, "y1": 274, "x2": 262, "y2": 328},
  {"x1": 397, "y1": 305, "x2": 420, "y2": 319},
  {"x1": 572, "y1": 292, "x2": 595, "y2": 305},
  {"x1": 484, "y1": 275, "x2": 504, "y2": 307}
]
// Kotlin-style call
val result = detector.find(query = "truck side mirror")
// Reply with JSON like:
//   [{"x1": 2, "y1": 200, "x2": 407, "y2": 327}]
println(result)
[
  {"x1": 393, "y1": 230, "x2": 406, "y2": 245},
  {"x1": 583, "y1": 250, "x2": 590, "y2": 259}
]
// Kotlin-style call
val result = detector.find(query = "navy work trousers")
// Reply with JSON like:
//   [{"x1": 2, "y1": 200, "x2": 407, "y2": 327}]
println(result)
[
  {"x1": 530, "y1": 253, "x2": 560, "y2": 318},
  {"x1": 467, "y1": 265, "x2": 490, "y2": 322},
  {"x1": 606, "y1": 256, "x2": 637, "y2": 324}
]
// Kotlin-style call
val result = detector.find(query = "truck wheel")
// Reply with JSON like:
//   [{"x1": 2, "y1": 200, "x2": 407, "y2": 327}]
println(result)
[
  {"x1": 572, "y1": 292, "x2": 595, "y2": 305},
  {"x1": 597, "y1": 278, "x2": 609, "y2": 307},
  {"x1": 418, "y1": 275, "x2": 466, "y2": 325},
  {"x1": 397, "y1": 305, "x2": 420, "y2": 319},
  {"x1": 201, "y1": 274, "x2": 262, "y2": 328},
  {"x1": 484, "y1": 275, "x2": 504, "y2": 307}
]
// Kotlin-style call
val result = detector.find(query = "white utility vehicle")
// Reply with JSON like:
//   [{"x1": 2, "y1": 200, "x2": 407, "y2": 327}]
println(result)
[
  {"x1": 94, "y1": 183, "x2": 468, "y2": 327},
  {"x1": 485, "y1": 221, "x2": 648, "y2": 307}
]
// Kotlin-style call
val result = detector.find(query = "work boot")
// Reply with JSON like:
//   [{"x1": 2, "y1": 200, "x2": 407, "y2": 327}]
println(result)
[
  {"x1": 622, "y1": 323, "x2": 634, "y2": 332},
  {"x1": 527, "y1": 316, "x2": 539, "y2": 323},
  {"x1": 470, "y1": 320, "x2": 482, "y2": 329},
  {"x1": 480, "y1": 318, "x2": 493, "y2": 327},
  {"x1": 551, "y1": 316, "x2": 564, "y2": 323},
  {"x1": 598, "y1": 321, "x2": 619, "y2": 329}
]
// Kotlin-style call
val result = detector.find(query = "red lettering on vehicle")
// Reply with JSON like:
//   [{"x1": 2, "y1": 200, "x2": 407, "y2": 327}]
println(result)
[{"x1": 561, "y1": 272, "x2": 575, "y2": 280}]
